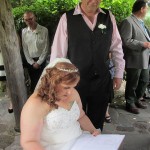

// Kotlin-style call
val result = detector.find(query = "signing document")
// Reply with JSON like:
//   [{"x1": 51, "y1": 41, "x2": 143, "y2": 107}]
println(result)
[{"x1": 71, "y1": 133, "x2": 125, "y2": 150}]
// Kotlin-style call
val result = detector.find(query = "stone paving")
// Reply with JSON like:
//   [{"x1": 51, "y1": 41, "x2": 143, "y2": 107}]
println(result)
[
  {"x1": 103, "y1": 82, "x2": 150, "y2": 150},
  {"x1": 104, "y1": 96, "x2": 150, "y2": 150},
  {"x1": 0, "y1": 94, "x2": 18, "y2": 150},
  {"x1": 0, "y1": 81, "x2": 150, "y2": 150}
]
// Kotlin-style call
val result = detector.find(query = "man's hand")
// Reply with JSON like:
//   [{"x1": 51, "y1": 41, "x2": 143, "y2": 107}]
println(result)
[
  {"x1": 143, "y1": 42, "x2": 150, "y2": 49},
  {"x1": 33, "y1": 62, "x2": 40, "y2": 69},
  {"x1": 113, "y1": 78, "x2": 122, "y2": 90}
]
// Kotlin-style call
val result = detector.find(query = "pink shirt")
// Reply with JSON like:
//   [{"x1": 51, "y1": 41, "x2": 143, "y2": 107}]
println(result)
[{"x1": 51, "y1": 4, "x2": 125, "y2": 78}]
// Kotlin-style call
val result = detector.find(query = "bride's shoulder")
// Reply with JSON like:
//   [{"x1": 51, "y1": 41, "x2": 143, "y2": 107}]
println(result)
[
  {"x1": 25, "y1": 92, "x2": 42, "y2": 106},
  {"x1": 22, "y1": 92, "x2": 49, "y2": 117}
]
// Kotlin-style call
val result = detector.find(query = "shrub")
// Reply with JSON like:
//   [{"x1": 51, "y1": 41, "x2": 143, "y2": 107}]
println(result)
[
  {"x1": 12, "y1": 0, "x2": 77, "y2": 41},
  {"x1": 101, "y1": 0, "x2": 134, "y2": 25},
  {"x1": 13, "y1": 0, "x2": 150, "y2": 40}
]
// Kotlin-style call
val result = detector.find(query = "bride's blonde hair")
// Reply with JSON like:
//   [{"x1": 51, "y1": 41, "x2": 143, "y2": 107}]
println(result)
[{"x1": 37, "y1": 62, "x2": 80, "y2": 108}]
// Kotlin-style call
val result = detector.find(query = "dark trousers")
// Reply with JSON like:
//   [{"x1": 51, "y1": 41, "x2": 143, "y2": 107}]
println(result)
[
  {"x1": 125, "y1": 68, "x2": 149, "y2": 104},
  {"x1": 76, "y1": 72, "x2": 111, "y2": 130},
  {"x1": 28, "y1": 60, "x2": 46, "y2": 93}
]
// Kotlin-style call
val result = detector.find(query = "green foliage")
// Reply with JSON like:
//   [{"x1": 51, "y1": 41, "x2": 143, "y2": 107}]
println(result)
[
  {"x1": 13, "y1": 0, "x2": 149, "y2": 39},
  {"x1": 101, "y1": 0, "x2": 134, "y2": 25},
  {"x1": 12, "y1": 0, "x2": 77, "y2": 41},
  {"x1": 111, "y1": 1, "x2": 133, "y2": 24},
  {"x1": 10, "y1": 0, "x2": 35, "y2": 7},
  {"x1": 100, "y1": 0, "x2": 113, "y2": 9},
  {"x1": 144, "y1": 9, "x2": 150, "y2": 29},
  {"x1": 145, "y1": 19, "x2": 150, "y2": 29}
]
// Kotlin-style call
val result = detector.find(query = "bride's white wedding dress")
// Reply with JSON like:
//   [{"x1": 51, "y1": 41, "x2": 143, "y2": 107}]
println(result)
[{"x1": 40, "y1": 101, "x2": 82, "y2": 150}]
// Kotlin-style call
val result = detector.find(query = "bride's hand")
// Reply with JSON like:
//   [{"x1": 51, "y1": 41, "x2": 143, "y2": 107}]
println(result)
[{"x1": 92, "y1": 129, "x2": 101, "y2": 136}]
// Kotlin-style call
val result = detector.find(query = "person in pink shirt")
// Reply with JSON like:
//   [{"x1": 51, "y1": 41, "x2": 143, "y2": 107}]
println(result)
[{"x1": 50, "y1": 0, "x2": 125, "y2": 130}]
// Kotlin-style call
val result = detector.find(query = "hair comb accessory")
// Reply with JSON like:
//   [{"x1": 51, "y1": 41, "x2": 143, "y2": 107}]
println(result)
[
  {"x1": 35, "y1": 58, "x2": 73, "y2": 90},
  {"x1": 57, "y1": 67, "x2": 78, "y2": 73}
]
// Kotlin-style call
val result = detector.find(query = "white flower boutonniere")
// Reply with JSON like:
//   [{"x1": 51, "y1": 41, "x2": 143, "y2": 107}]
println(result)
[{"x1": 98, "y1": 24, "x2": 107, "y2": 34}]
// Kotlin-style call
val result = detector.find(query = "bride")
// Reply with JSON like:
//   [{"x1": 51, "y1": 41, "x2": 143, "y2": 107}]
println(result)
[{"x1": 20, "y1": 58, "x2": 100, "y2": 150}]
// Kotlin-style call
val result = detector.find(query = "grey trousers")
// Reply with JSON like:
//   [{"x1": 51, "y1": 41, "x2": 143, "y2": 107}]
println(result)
[{"x1": 125, "y1": 68, "x2": 149, "y2": 104}]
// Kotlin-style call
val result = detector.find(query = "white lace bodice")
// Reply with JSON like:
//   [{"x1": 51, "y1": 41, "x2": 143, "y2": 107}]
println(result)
[{"x1": 40, "y1": 101, "x2": 82, "y2": 149}]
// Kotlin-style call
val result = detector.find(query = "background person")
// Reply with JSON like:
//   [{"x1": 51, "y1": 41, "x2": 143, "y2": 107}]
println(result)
[
  {"x1": 119, "y1": 0, "x2": 150, "y2": 114},
  {"x1": 0, "y1": 51, "x2": 13, "y2": 113},
  {"x1": 20, "y1": 58, "x2": 100, "y2": 150},
  {"x1": 105, "y1": 55, "x2": 115, "y2": 123},
  {"x1": 22, "y1": 11, "x2": 49, "y2": 93},
  {"x1": 50, "y1": 0, "x2": 125, "y2": 130}
]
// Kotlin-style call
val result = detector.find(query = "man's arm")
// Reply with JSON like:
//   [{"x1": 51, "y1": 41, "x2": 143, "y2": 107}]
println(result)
[
  {"x1": 22, "y1": 29, "x2": 34, "y2": 65},
  {"x1": 120, "y1": 19, "x2": 150, "y2": 50},
  {"x1": 37, "y1": 27, "x2": 49, "y2": 65},
  {"x1": 119, "y1": 19, "x2": 146, "y2": 50},
  {"x1": 50, "y1": 14, "x2": 68, "y2": 62},
  {"x1": 109, "y1": 11, "x2": 125, "y2": 90}
]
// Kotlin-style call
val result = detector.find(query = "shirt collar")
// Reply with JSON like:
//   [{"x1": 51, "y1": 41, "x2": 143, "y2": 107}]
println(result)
[
  {"x1": 73, "y1": 3, "x2": 106, "y2": 15},
  {"x1": 27, "y1": 23, "x2": 40, "y2": 34},
  {"x1": 132, "y1": 14, "x2": 144, "y2": 23}
]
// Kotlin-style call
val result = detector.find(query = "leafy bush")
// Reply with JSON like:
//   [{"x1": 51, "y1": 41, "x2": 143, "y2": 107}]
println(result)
[
  {"x1": 144, "y1": 8, "x2": 150, "y2": 29},
  {"x1": 101, "y1": 0, "x2": 150, "y2": 27},
  {"x1": 12, "y1": 0, "x2": 77, "y2": 41},
  {"x1": 145, "y1": 18, "x2": 150, "y2": 29},
  {"x1": 13, "y1": 0, "x2": 150, "y2": 40},
  {"x1": 101, "y1": 0, "x2": 134, "y2": 25}
]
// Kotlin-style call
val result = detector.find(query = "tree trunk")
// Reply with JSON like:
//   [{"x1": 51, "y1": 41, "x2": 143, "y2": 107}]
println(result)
[{"x1": 0, "y1": 0, "x2": 27, "y2": 131}]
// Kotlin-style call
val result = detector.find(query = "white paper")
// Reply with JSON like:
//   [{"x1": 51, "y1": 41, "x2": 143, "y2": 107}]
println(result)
[{"x1": 71, "y1": 133, "x2": 125, "y2": 150}]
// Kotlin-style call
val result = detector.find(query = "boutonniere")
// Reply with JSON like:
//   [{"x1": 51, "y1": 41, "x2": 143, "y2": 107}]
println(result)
[{"x1": 98, "y1": 24, "x2": 107, "y2": 34}]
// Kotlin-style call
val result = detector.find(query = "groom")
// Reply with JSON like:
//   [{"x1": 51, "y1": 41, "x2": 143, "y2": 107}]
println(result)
[{"x1": 50, "y1": 0, "x2": 125, "y2": 130}]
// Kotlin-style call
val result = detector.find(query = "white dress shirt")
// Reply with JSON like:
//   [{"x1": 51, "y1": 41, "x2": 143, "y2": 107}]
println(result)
[{"x1": 22, "y1": 24, "x2": 49, "y2": 65}]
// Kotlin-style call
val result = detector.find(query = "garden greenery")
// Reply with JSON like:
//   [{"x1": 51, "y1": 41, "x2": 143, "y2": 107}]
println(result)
[
  {"x1": 11, "y1": 0, "x2": 150, "y2": 40},
  {"x1": 12, "y1": 0, "x2": 77, "y2": 41}
]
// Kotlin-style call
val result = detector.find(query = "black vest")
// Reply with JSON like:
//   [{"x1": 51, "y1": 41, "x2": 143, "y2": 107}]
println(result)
[{"x1": 66, "y1": 9, "x2": 113, "y2": 78}]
